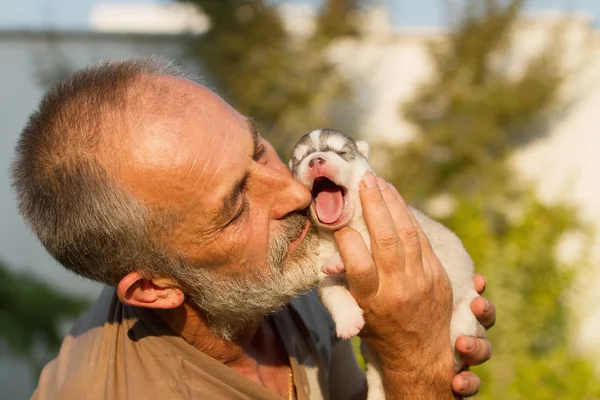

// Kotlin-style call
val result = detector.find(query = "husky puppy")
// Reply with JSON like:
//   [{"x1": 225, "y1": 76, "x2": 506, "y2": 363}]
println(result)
[{"x1": 289, "y1": 129, "x2": 485, "y2": 399}]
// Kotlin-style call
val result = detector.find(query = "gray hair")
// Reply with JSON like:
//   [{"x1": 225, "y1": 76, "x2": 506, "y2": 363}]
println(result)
[{"x1": 11, "y1": 57, "x2": 191, "y2": 286}]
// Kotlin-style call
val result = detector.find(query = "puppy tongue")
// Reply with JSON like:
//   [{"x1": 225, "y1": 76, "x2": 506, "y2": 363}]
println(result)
[{"x1": 315, "y1": 187, "x2": 343, "y2": 224}]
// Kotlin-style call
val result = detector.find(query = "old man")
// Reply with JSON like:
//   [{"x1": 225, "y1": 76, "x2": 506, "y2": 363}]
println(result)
[{"x1": 12, "y1": 58, "x2": 495, "y2": 399}]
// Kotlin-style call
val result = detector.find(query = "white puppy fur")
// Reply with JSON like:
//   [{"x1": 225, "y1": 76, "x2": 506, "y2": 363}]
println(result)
[{"x1": 290, "y1": 129, "x2": 485, "y2": 400}]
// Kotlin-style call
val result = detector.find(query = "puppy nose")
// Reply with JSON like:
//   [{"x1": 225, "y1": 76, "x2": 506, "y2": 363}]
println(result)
[{"x1": 308, "y1": 157, "x2": 326, "y2": 168}]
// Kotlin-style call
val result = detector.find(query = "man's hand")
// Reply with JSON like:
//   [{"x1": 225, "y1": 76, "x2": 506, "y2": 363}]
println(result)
[
  {"x1": 451, "y1": 274, "x2": 495, "y2": 397},
  {"x1": 334, "y1": 173, "x2": 456, "y2": 398}
]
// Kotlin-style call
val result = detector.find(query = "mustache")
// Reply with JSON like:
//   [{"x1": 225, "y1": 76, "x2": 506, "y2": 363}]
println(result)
[
  {"x1": 280, "y1": 207, "x2": 311, "y2": 242},
  {"x1": 268, "y1": 207, "x2": 311, "y2": 269}
]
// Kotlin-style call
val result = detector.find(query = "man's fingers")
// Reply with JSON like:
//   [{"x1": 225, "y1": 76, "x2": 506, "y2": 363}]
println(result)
[
  {"x1": 379, "y1": 179, "x2": 415, "y2": 233},
  {"x1": 387, "y1": 183, "x2": 420, "y2": 230},
  {"x1": 387, "y1": 184, "x2": 435, "y2": 253},
  {"x1": 378, "y1": 179, "x2": 422, "y2": 277},
  {"x1": 455, "y1": 336, "x2": 492, "y2": 366},
  {"x1": 473, "y1": 274, "x2": 486, "y2": 294},
  {"x1": 451, "y1": 370, "x2": 481, "y2": 398},
  {"x1": 359, "y1": 173, "x2": 404, "y2": 276},
  {"x1": 387, "y1": 183, "x2": 440, "y2": 277},
  {"x1": 471, "y1": 296, "x2": 496, "y2": 330},
  {"x1": 333, "y1": 227, "x2": 378, "y2": 300}
]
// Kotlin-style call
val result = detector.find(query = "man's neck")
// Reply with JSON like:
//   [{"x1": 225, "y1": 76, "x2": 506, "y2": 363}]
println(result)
[
  {"x1": 152, "y1": 301, "x2": 294, "y2": 398},
  {"x1": 153, "y1": 302, "x2": 259, "y2": 368}
]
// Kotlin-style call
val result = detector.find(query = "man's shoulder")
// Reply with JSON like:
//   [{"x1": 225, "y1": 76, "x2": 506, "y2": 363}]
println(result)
[
  {"x1": 33, "y1": 287, "x2": 127, "y2": 399},
  {"x1": 32, "y1": 363, "x2": 101, "y2": 400},
  {"x1": 69, "y1": 286, "x2": 120, "y2": 334}
]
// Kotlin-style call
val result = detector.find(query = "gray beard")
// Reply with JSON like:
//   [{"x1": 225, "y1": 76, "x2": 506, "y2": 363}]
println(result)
[{"x1": 175, "y1": 210, "x2": 319, "y2": 340}]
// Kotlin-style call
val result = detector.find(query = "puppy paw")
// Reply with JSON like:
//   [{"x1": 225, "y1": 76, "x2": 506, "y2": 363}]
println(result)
[
  {"x1": 321, "y1": 253, "x2": 346, "y2": 275},
  {"x1": 335, "y1": 314, "x2": 365, "y2": 339},
  {"x1": 322, "y1": 261, "x2": 346, "y2": 275}
]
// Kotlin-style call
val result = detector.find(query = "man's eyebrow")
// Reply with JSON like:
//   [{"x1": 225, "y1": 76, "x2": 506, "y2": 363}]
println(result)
[
  {"x1": 247, "y1": 117, "x2": 264, "y2": 160},
  {"x1": 247, "y1": 116, "x2": 259, "y2": 147}
]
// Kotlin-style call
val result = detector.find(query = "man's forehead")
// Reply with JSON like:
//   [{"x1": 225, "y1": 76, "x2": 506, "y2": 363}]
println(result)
[
  {"x1": 142, "y1": 74, "x2": 240, "y2": 121},
  {"x1": 200, "y1": 118, "x2": 256, "y2": 207},
  {"x1": 116, "y1": 75, "x2": 254, "y2": 213},
  {"x1": 130, "y1": 76, "x2": 247, "y2": 153}
]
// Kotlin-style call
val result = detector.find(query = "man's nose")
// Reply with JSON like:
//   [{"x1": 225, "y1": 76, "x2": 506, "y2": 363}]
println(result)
[
  {"x1": 267, "y1": 164, "x2": 312, "y2": 219},
  {"x1": 271, "y1": 178, "x2": 312, "y2": 219},
  {"x1": 308, "y1": 157, "x2": 326, "y2": 168}
]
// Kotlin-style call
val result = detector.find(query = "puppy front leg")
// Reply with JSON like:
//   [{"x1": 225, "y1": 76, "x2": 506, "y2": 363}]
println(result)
[{"x1": 317, "y1": 274, "x2": 364, "y2": 339}]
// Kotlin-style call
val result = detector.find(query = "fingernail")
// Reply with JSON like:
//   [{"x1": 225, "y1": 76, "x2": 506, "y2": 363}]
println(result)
[
  {"x1": 461, "y1": 379, "x2": 469, "y2": 391},
  {"x1": 464, "y1": 337, "x2": 475, "y2": 350},
  {"x1": 483, "y1": 299, "x2": 490, "y2": 313},
  {"x1": 362, "y1": 172, "x2": 377, "y2": 188},
  {"x1": 376, "y1": 176, "x2": 387, "y2": 190}
]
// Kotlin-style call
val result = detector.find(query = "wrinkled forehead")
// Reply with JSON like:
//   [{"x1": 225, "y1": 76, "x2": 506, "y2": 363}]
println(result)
[
  {"x1": 115, "y1": 76, "x2": 252, "y2": 218},
  {"x1": 291, "y1": 129, "x2": 358, "y2": 162}
]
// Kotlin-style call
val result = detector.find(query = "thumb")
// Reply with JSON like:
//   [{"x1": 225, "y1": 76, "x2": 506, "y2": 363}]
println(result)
[{"x1": 333, "y1": 227, "x2": 378, "y2": 302}]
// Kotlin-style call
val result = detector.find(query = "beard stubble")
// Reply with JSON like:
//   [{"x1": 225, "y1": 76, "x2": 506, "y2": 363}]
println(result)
[{"x1": 175, "y1": 208, "x2": 320, "y2": 340}]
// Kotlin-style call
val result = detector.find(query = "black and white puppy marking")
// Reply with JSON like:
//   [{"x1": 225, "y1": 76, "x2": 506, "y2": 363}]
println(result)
[{"x1": 290, "y1": 129, "x2": 485, "y2": 400}]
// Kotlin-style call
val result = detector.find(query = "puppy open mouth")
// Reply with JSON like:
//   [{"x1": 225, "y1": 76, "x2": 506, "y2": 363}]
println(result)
[{"x1": 312, "y1": 177, "x2": 347, "y2": 225}]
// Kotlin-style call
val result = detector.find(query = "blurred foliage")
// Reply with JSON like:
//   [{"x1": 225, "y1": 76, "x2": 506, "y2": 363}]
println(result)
[
  {"x1": 176, "y1": 0, "x2": 361, "y2": 155},
  {"x1": 381, "y1": 0, "x2": 600, "y2": 398},
  {"x1": 0, "y1": 261, "x2": 89, "y2": 378},
  {"x1": 390, "y1": 0, "x2": 561, "y2": 199}
]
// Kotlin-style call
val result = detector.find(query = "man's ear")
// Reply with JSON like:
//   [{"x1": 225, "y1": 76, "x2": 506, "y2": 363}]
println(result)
[
  {"x1": 356, "y1": 140, "x2": 370, "y2": 159},
  {"x1": 117, "y1": 271, "x2": 185, "y2": 309}
]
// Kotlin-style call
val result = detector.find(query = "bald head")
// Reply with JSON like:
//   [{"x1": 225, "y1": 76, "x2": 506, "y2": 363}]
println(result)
[{"x1": 11, "y1": 57, "x2": 197, "y2": 285}]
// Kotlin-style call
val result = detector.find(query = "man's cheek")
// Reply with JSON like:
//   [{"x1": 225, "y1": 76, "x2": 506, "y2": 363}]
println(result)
[
  {"x1": 197, "y1": 224, "x2": 248, "y2": 266},
  {"x1": 229, "y1": 218, "x2": 264, "y2": 254},
  {"x1": 244, "y1": 214, "x2": 272, "y2": 260}
]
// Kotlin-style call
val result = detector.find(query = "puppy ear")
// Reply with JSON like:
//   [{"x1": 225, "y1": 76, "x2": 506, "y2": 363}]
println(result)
[
  {"x1": 356, "y1": 140, "x2": 370, "y2": 159},
  {"x1": 288, "y1": 157, "x2": 295, "y2": 171}
]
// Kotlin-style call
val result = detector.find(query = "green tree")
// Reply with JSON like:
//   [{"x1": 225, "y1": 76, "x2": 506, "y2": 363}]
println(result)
[
  {"x1": 0, "y1": 261, "x2": 90, "y2": 380},
  {"x1": 382, "y1": 0, "x2": 600, "y2": 398},
  {"x1": 176, "y1": 0, "x2": 361, "y2": 155}
]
